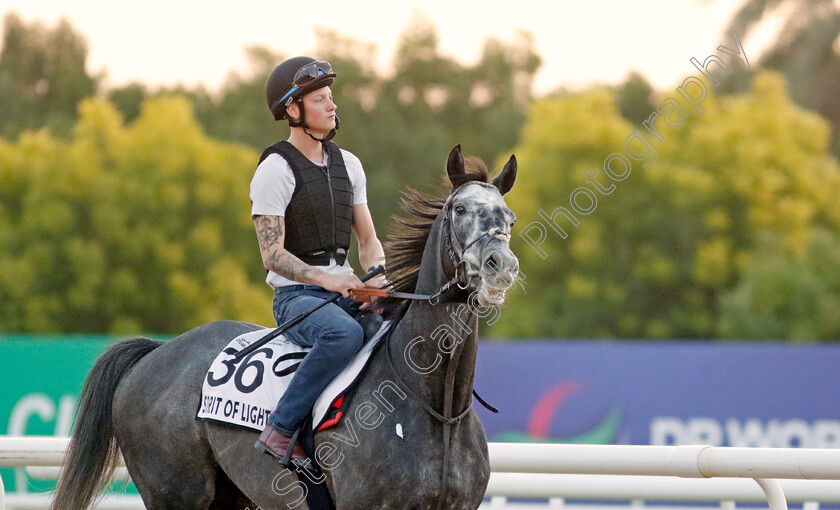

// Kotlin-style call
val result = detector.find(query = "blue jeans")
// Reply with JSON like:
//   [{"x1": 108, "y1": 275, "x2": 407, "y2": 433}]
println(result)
[{"x1": 268, "y1": 285, "x2": 365, "y2": 435}]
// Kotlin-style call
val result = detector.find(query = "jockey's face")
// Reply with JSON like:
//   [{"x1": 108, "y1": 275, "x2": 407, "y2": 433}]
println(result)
[{"x1": 287, "y1": 86, "x2": 336, "y2": 135}]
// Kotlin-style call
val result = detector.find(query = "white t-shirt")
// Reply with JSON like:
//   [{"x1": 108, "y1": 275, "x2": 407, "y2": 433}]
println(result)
[{"x1": 250, "y1": 146, "x2": 368, "y2": 289}]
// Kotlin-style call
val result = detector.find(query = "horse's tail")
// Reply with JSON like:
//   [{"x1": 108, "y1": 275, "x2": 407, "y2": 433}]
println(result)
[{"x1": 50, "y1": 337, "x2": 163, "y2": 510}]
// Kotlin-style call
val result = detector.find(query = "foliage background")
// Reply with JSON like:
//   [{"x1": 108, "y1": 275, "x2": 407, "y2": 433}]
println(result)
[{"x1": 1, "y1": 3, "x2": 839, "y2": 341}]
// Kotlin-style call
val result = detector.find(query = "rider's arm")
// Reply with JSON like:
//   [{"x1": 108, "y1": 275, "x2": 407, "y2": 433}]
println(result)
[
  {"x1": 254, "y1": 215, "x2": 326, "y2": 286},
  {"x1": 254, "y1": 215, "x2": 363, "y2": 297},
  {"x1": 352, "y1": 204, "x2": 386, "y2": 273}
]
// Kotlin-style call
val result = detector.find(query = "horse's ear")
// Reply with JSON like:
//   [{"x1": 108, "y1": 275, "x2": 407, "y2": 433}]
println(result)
[
  {"x1": 492, "y1": 154, "x2": 517, "y2": 195},
  {"x1": 446, "y1": 144, "x2": 465, "y2": 184}
]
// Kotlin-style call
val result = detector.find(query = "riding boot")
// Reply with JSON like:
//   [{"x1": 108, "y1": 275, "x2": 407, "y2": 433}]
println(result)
[
  {"x1": 256, "y1": 425, "x2": 305, "y2": 464},
  {"x1": 356, "y1": 311, "x2": 384, "y2": 341}
]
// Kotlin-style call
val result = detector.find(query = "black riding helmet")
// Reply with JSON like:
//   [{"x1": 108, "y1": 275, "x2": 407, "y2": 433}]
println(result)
[{"x1": 266, "y1": 57, "x2": 339, "y2": 143}]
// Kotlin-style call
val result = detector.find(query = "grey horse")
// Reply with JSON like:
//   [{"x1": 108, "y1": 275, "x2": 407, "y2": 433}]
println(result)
[{"x1": 50, "y1": 145, "x2": 519, "y2": 510}]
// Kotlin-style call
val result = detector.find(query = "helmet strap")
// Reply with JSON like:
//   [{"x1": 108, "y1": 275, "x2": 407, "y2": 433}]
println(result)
[
  {"x1": 286, "y1": 98, "x2": 305, "y2": 128},
  {"x1": 303, "y1": 127, "x2": 337, "y2": 143}
]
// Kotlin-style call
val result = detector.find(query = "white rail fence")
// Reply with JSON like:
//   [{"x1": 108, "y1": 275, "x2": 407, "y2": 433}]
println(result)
[{"x1": 1, "y1": 438, "x2": 840, "y2": 510}]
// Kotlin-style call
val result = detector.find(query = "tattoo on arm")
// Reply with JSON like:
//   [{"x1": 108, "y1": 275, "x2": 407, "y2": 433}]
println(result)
[
  {"x1": 256, "y1": 216, "x2": 283, "y2": 253},
  {"x1": 254, "y1": 215, "x2": 324, "y2": 284}
]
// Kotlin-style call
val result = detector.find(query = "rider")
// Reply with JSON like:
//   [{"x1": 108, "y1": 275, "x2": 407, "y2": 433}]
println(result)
[{"x1": 251, "y1": 56, "x2": 387, "y2": 460}]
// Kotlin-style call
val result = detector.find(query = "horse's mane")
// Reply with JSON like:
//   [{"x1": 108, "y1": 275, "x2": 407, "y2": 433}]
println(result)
[{"x1": 381, "y1": 156, "x2": 490, "y2": 308}]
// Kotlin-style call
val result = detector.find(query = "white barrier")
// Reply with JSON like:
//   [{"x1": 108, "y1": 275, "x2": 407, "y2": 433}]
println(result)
[
  {"x1": 2, "y1": 494, "x2": 143, "y2": 510},
  {"x1": 485, "y1": 473, "x2": 840, "y2": 502},
  {"x1": 489, "y1": 443, "x2": 840, "y2": 510},
  {"x1": 3, "y1": 438, "x2": 840, "y2": 510},
  {"x1": 488, "y1": 442, "x2": 840, "y2": 479}
]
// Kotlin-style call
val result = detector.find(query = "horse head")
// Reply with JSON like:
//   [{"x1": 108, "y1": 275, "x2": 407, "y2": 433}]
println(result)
[{"x1": 438, "y1": 144, "x2": 519, "y2": 308}]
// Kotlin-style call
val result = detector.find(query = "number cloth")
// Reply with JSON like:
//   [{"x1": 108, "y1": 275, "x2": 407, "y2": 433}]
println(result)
[{"x1": 196, "y1": 322, "x2": 391, "y2": 431}]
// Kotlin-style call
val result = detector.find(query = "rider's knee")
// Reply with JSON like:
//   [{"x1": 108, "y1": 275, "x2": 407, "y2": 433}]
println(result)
[
  {"x1": 346, "y1": 319, "x2": 365, "y2": 344},
  {"x1": 332, "y1": 319, "x2": 364, "y2": 357}
]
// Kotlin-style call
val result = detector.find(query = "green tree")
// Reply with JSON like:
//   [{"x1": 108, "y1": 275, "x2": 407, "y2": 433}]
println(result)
[
  {"x1": 0, "y1": 13, "x2": 97, "y2": 139},
  {"x1": 106, "y1": 82, "x2": 147, "y2": 123},
  {"x1": 355, "y1": 17, "x2": 541, "y2": 230},
  {"x1": 0, "y1": 97, "x2": 272, "y2": 334},
  {"x1": 616, "y1": 71, "x2": 656, "y2": 125},
  {"x1": 723, "y1": 0, "x2": 840, "y2": 154},
  {"x1": 718, "y1": 230, "x2": 840, "y2": 341},
  {"x1": 493, "y1": 72, "x2": 840, "y2": 340},
  {"x1": 0, "y1": 15, "x2": 539, "y2": 334}
]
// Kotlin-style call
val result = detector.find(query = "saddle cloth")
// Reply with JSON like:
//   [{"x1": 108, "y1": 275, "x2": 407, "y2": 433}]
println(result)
[{"x1": 196, "y1": 320, "x2": 392, "y2": 432}]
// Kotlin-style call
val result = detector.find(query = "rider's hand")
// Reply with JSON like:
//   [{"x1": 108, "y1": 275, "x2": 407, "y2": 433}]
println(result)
[
  {"x1": 319, "y1": 273, "x2": 365, "y2": 298},
  {"x1": 360, "y1": 274, "x2": 391, "y2": 313}
]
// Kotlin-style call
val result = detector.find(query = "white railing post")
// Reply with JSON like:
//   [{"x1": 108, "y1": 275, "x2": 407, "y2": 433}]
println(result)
[
  {"x1": 488, "y1": 496, "x2": 507, "y2": 509},
  {"x1": 548, "y1": 497, "x2": 565, "y2": 509},
  {"x1": 1, "y1": 466, "x2": 5, "y2": 510},
  {"x1": 755, "y1": 478, "x2": 788, "y2": 510}
]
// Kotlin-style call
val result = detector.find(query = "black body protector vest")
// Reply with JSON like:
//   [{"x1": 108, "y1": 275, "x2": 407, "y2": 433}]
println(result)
[{"x1": 258, "y1": 141, "x2": 354, "y2": 266}]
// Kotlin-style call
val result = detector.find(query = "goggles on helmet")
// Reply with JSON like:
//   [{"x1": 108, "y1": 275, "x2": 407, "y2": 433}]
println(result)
[{"x1": 273, "y1": 60, "x2": 335, "y2": 111}]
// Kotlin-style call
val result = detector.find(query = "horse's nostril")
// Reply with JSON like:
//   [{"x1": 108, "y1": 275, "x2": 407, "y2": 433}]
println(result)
[{"x1": 485, "y1": 253, "x2": 499, "y2": 272}]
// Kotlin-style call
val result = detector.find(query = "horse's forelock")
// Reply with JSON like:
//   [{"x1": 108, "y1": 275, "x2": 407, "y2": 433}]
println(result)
[{"x1": 448, "y1": 156, "x2": 489, "y2": 190}]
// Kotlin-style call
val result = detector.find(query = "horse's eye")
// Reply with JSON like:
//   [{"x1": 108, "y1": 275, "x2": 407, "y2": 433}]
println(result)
[{"x1": 455, "y1": 205, "x2": 466, "y2": 215}]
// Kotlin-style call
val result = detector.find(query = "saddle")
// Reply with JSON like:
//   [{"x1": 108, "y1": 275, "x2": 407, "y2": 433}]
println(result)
[{"x1": 196, "y1": 317, "x2": 394, "y2": 432}]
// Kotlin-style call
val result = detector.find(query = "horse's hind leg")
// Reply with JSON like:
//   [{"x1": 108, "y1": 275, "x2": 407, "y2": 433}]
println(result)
[
  {"x1": 114, "y1": 380, "x2": 219, "y2": 509},
  {"x1": 209, "y1": 467, "x2": 257, "y2": 510},
  {"x1": 116, "y1": 414, "x2": 257, "y2": 509},
  {"x1": 119, "y1": 438, "x2": 217, "y2": 510},
  {"x1": 206, "y1": 424, "x2": 308, "y2": 510},
  {"x1": 119, "y1": 426, "x2": 257, "y2": 510}
]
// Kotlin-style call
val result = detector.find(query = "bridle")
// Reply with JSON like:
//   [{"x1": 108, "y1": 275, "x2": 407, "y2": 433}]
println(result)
[{"x1": 428, "y1": 182, "x2": 512, "y2": 304}]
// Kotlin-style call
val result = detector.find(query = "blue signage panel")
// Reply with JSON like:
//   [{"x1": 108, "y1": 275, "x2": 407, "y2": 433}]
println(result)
[{"x1": 474, "y1": 341, "x2": 840, "y2": 448}]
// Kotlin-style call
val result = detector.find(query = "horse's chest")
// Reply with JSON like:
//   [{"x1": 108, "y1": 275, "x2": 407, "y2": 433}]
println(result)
[{"x1": 325, "y1": 414, "x2": 489, "y2": 509}]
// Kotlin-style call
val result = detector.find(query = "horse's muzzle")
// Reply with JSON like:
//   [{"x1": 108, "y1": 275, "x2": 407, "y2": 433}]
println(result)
[{"x1": 472, "y1": 244, "x2": 519, "y2": 307}]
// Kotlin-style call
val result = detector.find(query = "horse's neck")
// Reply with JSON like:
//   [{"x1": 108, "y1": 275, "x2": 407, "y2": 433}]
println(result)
[
  {"x1": 387, "y1": 214, "x2": 479, "y2": 416},
  {"x1": 415, "y1": 212, "x2": 449, "y2": 296},
  {"x1": 389, "y1": 301, "x2": 478, "y2": 417}
]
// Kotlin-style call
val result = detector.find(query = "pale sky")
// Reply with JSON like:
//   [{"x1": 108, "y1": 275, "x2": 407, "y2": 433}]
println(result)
[{"x1": 2, "y1": 0, "x2": 781, "y2": 95}]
